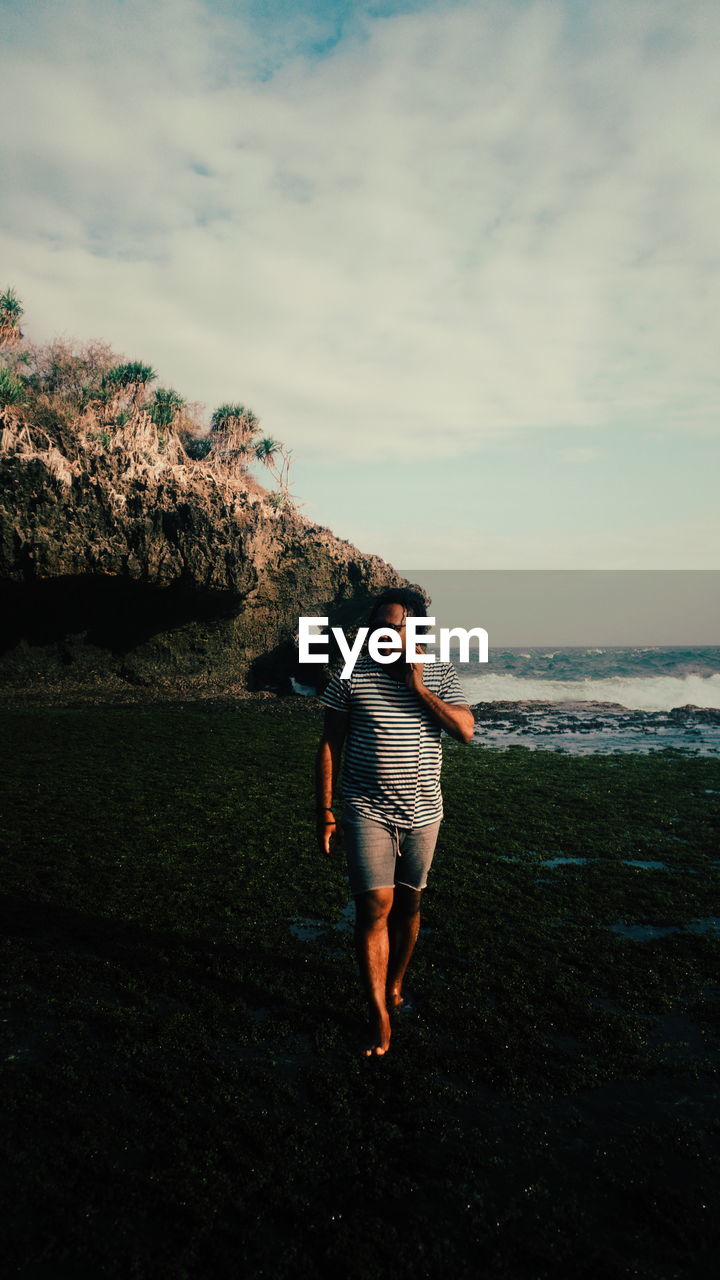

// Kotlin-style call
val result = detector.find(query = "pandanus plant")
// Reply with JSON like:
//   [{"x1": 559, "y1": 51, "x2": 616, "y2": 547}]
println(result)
[
  {"x1": 150, "y1": 387, "x2": 186, "y2": 427},
  {"x1": 0, "y1": 287, "x2": 24, "y2": 347},
  {"x1": 208, "y1": 406, "x2": 294, "y2": 503},
  {"x1": 208, "y1": 403, "x2": 260, "y2": 463},
  {"x1": 0, "y1": 288, "x2": 26, "y2": 405},
  {"x1": 102, "y1": 361, "x2": 158, "y2": 407},
  {"x1": 254, "y1": 435, "x2": 294, "y2": 505}
]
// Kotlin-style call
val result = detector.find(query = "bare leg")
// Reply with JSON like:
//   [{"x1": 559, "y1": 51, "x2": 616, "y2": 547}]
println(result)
[
  {"x1": 354, "y1": 887, "x2": 394, "y2": 1056},
  {"x1": 386, "y1": 884, "x2": 422, "y2": 1010}
]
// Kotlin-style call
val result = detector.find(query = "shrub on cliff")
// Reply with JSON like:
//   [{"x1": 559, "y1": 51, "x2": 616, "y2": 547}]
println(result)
[
  {"x1": 0, "y1": 365, "x2": 25, "y2": 408},
  {"x1": 181, "y1": 434, "x2": 213, "y2": 461},
  {"x1": 25, "y1": 337, "x2": 118, "y2": 409}
]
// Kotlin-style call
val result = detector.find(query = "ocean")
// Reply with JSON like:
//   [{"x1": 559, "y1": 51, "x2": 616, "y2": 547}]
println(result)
[{"x1": 452, "y1": 646, "x2": 720, "y2": 755}]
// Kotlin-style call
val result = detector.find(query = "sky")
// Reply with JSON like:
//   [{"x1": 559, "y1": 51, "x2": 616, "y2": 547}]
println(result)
[{"x1": 1, "y1": 0, "x2": 719, "y2": 569}]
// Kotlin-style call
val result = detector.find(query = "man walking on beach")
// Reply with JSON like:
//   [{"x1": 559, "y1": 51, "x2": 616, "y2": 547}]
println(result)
[{"x1": 315, "y1": 588, "x2": 474, "y2": 1056}]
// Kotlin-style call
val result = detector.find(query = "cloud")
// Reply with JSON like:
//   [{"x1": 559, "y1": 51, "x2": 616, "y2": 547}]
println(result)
[{"x1": 1, "y1": 0, "x2": 719, "y2": 460}]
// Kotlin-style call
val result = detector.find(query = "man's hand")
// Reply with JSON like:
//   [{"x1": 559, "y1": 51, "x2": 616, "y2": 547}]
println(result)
[
  {"x1": 317, "y1": 809, "x2": 339, "y2": 855},
  {"x1": 406, "y1": 668, "x2": 475, "y2": 743},
  {"x1": 403, "y1": 660, "x2": 425, "y2": 693}
]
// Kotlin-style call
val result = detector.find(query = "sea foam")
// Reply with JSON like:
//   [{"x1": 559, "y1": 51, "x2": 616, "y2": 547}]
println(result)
[{"x1": 460, "y1": 672, "x2": 720, "y2": 712}]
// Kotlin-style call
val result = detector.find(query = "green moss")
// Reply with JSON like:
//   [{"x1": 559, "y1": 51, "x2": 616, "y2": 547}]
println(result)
[{"x1": 2, "y1": 708, "x2": 719, "y2": 1276}]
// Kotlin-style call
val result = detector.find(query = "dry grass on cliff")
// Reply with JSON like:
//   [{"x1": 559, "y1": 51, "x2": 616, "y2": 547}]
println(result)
[
  {"x1": 0, "y1": 331, "x2": 284, "y2": 513},
  {"x1": 1, "y1": 390, "x2": 274, "y2": 513}
]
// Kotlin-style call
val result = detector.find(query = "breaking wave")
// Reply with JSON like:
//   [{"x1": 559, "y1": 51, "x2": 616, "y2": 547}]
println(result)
[{"x1": 461, "y1": 673, "x2": 720, "y2": 712}]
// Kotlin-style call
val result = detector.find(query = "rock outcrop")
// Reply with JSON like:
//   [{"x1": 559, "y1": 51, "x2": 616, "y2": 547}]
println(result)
[{"x1": 0, "y1": 409, "x2": 416, "y2": 696}]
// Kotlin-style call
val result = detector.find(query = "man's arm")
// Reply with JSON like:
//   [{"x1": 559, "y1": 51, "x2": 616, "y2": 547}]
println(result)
[
  {"x1": 404, "y1": 664, "x2": 474, "y2": 743},
  {"x1": 315, "y1": 707, "x2": 349, "y2": 853}
]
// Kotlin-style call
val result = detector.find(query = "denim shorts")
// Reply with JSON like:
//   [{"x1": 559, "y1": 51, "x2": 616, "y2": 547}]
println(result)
[{"x1": 340, "y1": 807, "x2": 442, "y2": 896}]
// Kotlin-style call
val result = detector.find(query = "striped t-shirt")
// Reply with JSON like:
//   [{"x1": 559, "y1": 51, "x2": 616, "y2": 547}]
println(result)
[{"x1": 320, "y1": 651, "x2": 471, "y2": 828}]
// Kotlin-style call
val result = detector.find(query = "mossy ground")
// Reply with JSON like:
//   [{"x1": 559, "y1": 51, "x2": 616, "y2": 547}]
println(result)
[{"x1": 2, "y1": 705, "x2": 719, "y2": 1278}]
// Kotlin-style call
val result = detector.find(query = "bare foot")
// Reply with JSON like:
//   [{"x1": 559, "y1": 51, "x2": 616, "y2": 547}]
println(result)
[
  {"x1": 386, "y1": 986, "x2": 404, "y2": 1011},
  {"x1": 364, "y1": 1008, "x2": 391, "y2": 1056}
]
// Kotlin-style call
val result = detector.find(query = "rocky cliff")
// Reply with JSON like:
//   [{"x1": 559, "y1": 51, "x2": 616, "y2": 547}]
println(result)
[{"x1": 0, "y1": 406, "x2": 415, "y2": 698}]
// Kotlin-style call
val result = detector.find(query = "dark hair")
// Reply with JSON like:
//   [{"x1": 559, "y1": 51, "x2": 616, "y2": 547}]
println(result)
[{"x1": 367, "y1": 586, "x2": 428, "y2": 624}]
